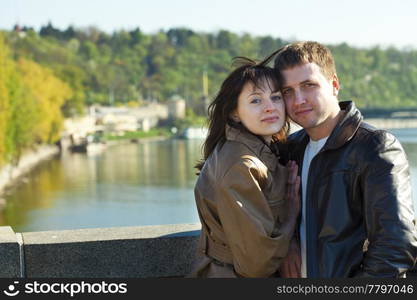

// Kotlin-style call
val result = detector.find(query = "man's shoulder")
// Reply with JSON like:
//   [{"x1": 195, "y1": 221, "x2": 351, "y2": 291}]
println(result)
[
  {"x1": 351, "y1": 121, "x2": 404, "y2": 157},
  {"x1": 356, "y1": 121, "x2": 399, "y2": 143}
]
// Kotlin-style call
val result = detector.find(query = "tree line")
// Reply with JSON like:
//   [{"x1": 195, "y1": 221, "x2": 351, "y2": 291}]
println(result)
[
  {"x1": 1, "y1": 23, "x2": 417, "y2": 165},
  {"x1": 0, "y1": 32, "x2": 69, "y2": 166}
]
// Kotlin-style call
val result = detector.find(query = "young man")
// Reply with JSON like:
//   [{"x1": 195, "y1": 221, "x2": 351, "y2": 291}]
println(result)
[{"x1": 273, "y1": 41, "x2": 417, "y2": 277}]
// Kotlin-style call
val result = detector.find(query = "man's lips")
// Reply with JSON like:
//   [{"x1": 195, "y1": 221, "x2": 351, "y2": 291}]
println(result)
[
  {"x1": 295, "y1": 108, "x2": 313, "y2": 116},
  {"x1": 261, "y1": 116, "x2": 279, "y2": 123}
]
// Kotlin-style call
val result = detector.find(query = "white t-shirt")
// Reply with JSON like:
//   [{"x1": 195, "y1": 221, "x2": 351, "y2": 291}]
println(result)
[{"x1": 300, "y1": 136, "x2": 328, "y2": 278}]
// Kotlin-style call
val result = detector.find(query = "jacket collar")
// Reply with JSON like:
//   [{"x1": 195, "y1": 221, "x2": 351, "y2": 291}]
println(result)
[
  {"x1": 324, "y1": 101, "x2": 363, "y2": 150},
  {"x1": 225, "y1": 124, "x2": 278, "y2": 171},
  {"x1": 289, "y1": 101, "x2": 363, "y2": 152}
]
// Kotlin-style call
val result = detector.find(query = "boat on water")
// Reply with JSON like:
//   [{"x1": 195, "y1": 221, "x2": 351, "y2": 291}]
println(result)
[
  {"x1": 86, "y1": 142, "x2": 106, "y2": 155},
  {"x1": 179, "y1": 127, "x2": 208, "y2": 139},
  {"x1": 69, "y1": 133, "x2": 106, "y2": 155},
  {"x1": 69, "y1": 141, "x2": 106, "y2": 154}
]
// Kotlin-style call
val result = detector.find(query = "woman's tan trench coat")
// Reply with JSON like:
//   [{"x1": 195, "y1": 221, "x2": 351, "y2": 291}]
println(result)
[{"x1": 188, "y1": 125, "x2": 291, "y2": 277}]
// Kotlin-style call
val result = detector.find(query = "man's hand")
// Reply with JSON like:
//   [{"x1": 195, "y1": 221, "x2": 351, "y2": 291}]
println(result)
[{"x1": 280, "y1": 238, "x2": 301, "y2": 278}]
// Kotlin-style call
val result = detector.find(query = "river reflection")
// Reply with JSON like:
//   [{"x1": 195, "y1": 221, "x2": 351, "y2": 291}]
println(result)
[
  {"x1": 1, "y1": 130, "x2": 417, "y2": 233},
  {"x1": 0, "y1": 139, "x2": 204, "y2": 232}
]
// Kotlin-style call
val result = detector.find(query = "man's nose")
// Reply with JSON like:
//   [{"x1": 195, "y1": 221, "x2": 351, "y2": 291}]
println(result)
[{"x1": 293, "y1": 89, "x2": 305, "y2": 105}]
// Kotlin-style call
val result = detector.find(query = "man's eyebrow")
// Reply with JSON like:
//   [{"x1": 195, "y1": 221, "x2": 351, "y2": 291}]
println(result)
[{"x1": 282, "y1": 79, "x2": 315, "y2": 89}]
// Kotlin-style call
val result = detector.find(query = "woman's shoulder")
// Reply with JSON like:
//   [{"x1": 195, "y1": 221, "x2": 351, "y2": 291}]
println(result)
[
  {"x1": 220, "y1": 139, "x2": 262, "y2": 160},
  {"x1": 212, "y1": 140, "x2": 268, "y2": 177}
]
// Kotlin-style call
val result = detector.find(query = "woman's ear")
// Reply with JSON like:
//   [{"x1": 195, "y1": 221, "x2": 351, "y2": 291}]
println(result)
[{"x1": 230, "y1": 111, "x2": 240, "y2": 123}]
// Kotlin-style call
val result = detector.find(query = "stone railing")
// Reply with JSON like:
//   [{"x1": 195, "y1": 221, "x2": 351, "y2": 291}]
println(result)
[
  {"x1": 0, "y1": 224, "x2": 200, "y2": 278},
  {"x1": 1, "y1": 224, "x2": 416, "y2": 278}
]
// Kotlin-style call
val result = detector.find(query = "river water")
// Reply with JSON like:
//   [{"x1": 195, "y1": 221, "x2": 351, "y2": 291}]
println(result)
[{"x1": 1, "y1": 128, "x2": 416, "y2": 233}]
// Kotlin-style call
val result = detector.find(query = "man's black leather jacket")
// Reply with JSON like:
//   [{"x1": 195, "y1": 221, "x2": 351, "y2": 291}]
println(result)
[{"x1": 283, "y1": 101, "x2": 417, "y2": 277}]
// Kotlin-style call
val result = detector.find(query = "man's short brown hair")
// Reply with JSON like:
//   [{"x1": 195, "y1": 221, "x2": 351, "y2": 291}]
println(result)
[{"x1": 273, "y1": 41, "x2": 336, "y2": 80}]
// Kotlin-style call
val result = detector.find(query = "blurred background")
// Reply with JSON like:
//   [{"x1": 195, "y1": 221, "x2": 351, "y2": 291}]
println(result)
[{"x1": 0, "y1": 0, "x2": 416, "y2": 233}]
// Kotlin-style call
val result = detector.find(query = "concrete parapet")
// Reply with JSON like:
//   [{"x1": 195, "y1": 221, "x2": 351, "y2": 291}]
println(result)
[
  {"x1": 1, "y1": 223, "x2": 416, "y2": 278},
  {"x1": 1, "y1": 224, "x2": 200, "y2": 278},
  {"x1": 0, "y1": 226, "x2": 21, "y2": 277}
]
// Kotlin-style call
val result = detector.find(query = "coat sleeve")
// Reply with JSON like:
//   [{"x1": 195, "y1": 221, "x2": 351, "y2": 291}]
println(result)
[
  {"x1": 216, "y1": 157, "x2": 291, "y2": 277},
  {"x1": 356, "y1": 131, "x2": 417, "y2": 277}
]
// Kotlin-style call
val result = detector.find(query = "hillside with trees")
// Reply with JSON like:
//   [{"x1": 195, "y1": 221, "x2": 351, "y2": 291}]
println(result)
[{"x1": 1, "y1": 23, "x2": 417, "y2": 164}]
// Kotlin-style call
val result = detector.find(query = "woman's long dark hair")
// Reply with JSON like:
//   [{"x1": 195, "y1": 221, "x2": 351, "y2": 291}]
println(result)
[{"x1": 195, "y1": 56, "x2": 289, "y2": 171}]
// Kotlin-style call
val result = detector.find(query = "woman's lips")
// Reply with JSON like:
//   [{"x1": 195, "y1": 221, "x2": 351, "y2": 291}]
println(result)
[{"x1": 261, "y1": 116, "x2": 279, "y2": 123}]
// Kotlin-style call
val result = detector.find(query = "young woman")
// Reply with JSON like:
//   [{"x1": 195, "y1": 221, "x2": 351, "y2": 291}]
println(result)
[{"x1": 189, "y1": 57, "x2": 300, "y2": 278}]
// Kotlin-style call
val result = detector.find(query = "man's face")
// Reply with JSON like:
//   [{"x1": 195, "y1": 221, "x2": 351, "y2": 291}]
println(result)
[{"x1": 281, "y1": 63, "x2": 340, "y2": 135}]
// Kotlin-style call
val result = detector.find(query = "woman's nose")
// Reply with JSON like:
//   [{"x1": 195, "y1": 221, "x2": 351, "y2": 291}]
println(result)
[{"x1": 264, "y1": 99, "x2": 276, "y2": 112}]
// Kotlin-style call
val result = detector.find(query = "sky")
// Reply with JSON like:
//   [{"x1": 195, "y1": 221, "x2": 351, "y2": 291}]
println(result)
[{"x1": 1, "y1": 0, "x2": 417, "y2": 49}]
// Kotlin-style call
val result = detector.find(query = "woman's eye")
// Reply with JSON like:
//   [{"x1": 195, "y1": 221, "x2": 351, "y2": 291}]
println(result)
[{"x1": 250, "y1": 98, "x2": 261, "y2": 104}]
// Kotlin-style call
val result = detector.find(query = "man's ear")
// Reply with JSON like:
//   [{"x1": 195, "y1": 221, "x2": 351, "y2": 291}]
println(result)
[{"x1": 332, "y1": 74, "x2": 340, "y2": 96}]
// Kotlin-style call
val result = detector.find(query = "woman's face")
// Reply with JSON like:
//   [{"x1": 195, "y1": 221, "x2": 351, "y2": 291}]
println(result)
[{"x1": 232, "y1": 80, "x2": 285, "y2": 143}]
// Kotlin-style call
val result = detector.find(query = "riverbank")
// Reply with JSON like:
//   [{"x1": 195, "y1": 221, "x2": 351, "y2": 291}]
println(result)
[
  {"x1": 0, "y1": 145, "x2": 60, "y2": 200},
  {"x1": 0, "y1": 134, "x2": 172, "y2": 201},
  {"x1": 102, "y1": 128, "x2": 172, "y2": 142}
]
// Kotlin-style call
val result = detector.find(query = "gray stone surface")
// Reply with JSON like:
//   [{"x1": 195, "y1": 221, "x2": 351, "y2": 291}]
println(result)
[
  {"x1": 21, "y1": 223, "x2": 201, "y2": 243},
  {"x1": 0, "y1": 226, "x2": 20, "y2": 277},
  {"x1": 21, "y1": 223, "x2": 201, "y2": 278},
  {"x1": 4, "y1": 222, "x2": 417, "y2": 278}
]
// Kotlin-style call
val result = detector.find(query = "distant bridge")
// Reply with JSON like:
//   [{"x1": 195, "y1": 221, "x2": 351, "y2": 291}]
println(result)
[
  {"x1": 287, "y1": 109, "x2": 417, "y2": 134},
  {"x1": 361, "y1": 109, "x2": 417, "y2": 129},
  {"x1": 364, "y1": 118, "x2": 417, "y2": 129}
]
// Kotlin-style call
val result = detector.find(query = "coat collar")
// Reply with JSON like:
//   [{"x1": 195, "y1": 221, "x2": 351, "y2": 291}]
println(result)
[
  {"x1": 324, "y1": 101, "x2": 363, "y2": 150},
  {"x1": 225, "y1": 124, "x2": 278, "y2": 171}
]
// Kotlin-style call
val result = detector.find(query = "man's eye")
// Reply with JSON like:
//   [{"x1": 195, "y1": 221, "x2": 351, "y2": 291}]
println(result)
[
  {"x1": 271, "y1": 95, "x2": 282, "y2": 102},
  {"x1": 304, "y1": 83, "x2": 316, "y2": 88},
  {"x1": 282, "y1": 89, "x2": 291, "y2": 95}
]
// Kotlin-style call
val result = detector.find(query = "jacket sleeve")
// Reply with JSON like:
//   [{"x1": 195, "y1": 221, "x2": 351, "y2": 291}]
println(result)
[
  {"x1": 356, "y1": 131, "x2": 417, "y2": 277},
  {"x1": 216, "y1": 157, "x2": 291, "y2": 277}
]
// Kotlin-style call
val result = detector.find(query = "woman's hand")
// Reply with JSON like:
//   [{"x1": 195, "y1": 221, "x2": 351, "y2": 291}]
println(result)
[
  {"x1": 286, "y1": 160, "x2": 301, "y2": 220},
  {"x1": 280, "y1": 160, "x2": 300, "y2": 238},
  {"x1": 278, "y1": 161, "x2": 301, "y2": 277}
]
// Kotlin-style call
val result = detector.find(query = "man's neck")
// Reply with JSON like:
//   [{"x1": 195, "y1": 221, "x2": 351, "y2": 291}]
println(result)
[{"x1": 306, "y1": 110, "x2": 342, "y2": 141}]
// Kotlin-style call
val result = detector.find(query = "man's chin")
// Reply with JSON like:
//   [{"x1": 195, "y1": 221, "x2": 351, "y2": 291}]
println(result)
[
  {"x1": 289, "y1": 116, "x2": 319, "y2": 128},
  {"x1": 288, "y1": 119, "x2": 305, "y2": 131}
]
